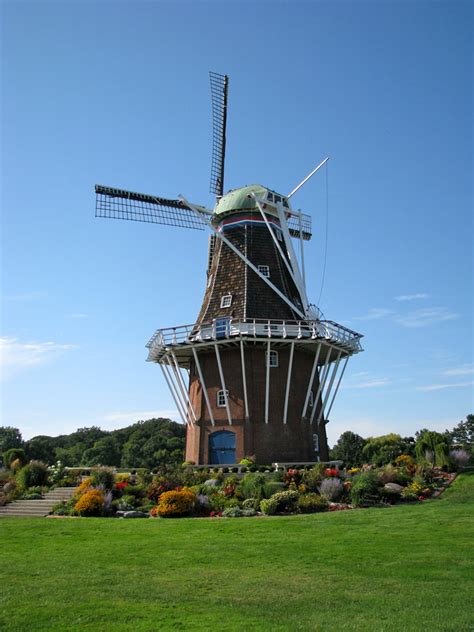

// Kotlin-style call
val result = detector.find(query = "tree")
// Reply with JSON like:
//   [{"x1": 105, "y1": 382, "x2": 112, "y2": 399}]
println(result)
[
  {"x1": 362, "y1": 434, "x2": 408, "y2": 466},
  {"x1": 330, "y1": 431, "x2": 366, "y2": 467},
  {"x1": 415, "y1": 430, "x2": 450, "y2": 467},
  {"x1": 447, "y1": 415, "x2": 474, "y2": 451},
  {"x1": 81, "y1": 437, "x2": 121, "y2": 466},
  {"x1": 0, "y1": 427, "x2": 23, "y2": 455},
  {"x1": 25, "y1": 435, "x2": 57, "y2": 464}
]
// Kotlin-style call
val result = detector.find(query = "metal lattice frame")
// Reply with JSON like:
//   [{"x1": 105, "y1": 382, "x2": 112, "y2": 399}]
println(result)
[
  {"x1": 95, "y1": 185, "x2": 207, "y2": 231},
  {"x1": 209, "y1": 72, "x2": 228, "y2": 197},
  {"x1": 287, "y1": 213, "x2": 312, "y2": 241}
]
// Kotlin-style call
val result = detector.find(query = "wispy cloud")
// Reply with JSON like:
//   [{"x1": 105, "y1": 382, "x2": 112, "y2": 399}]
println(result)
[
  {"x1": 415, "y1": 381, "x2": 474, "y2": 392},
  {"x1": 394, "y1": 293, "x2": 430, "y2": 302},
  {"x1": 343, "y1": 377, "x2": 392, "y2": 389},
  {"x1": 352, "y1": 308, "x2": 394, "y2": 321},
  {"x1": 0, "y1": 337, "x2": 76, "y2": 380},
  {"x1": 394, "y1": 307, "x2": 460, "y2": 328},
  {"x1": 443, "y1": 364, "x2": 474, "y2": 377}
]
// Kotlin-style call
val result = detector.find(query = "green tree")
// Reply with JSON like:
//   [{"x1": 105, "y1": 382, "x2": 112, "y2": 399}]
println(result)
[
  {"x1": 0, "y1": 427, "x2": 23, "y2": 455},
  {"x1": 81, "y1": 437, "x2": 121, "y2": 466},
  {"x1": 330, "y1": 431, "x2": 366, "y2": 467},
  {"x1": 416, "y1": 430, "x2": 450, "y2": 467},
  {"x1": 25, "y1": 435, "x2": 57, "y2": 464},
  {"x1": 447, "y1": 415, "x2": 474, "y2": 451},
  {"x1": 362, "y1": 434, "x2": 408, "y2": 466}
]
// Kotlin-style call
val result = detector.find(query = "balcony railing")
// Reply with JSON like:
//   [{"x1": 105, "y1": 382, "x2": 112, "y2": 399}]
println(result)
[{"x1": 146, "y1": 318, "x2": 363, "y2": 360}]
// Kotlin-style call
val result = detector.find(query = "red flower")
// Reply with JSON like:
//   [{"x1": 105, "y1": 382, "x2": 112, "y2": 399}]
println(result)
[
  {"x1": 116, "y1": 481, "x2": 129, "y2": 490},
  {"x1": 418, "y1": 496, "x2": 424, "y2": 501},
  {"x1": 324, "y1": 468, "x2": 339, "y2": 477}
]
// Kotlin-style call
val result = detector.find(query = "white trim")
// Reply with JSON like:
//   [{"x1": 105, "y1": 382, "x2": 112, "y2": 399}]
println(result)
[
  {"x1": 214, "y1": 343, "x2": 232, "y2": 425},
  {"x1": 266, "y1": 349, "x2": 279, "y2": 368},
  {"x1": 191, "y1": 347, "x2": 215, "y2": 426},
  {"x1": 265, "y1": 340, "x2": 271, "y2": 424},
  {"x1": 258, "y1": 264, "x2": 270, "y2": 278},
  {"x1": 302, "y1": 343, "x2": 322, "y2": 419},
  {"x1": 220, "y1": 294, "x2": 232, "y2": 308},
  {"x1": 317, "y1": 351, "x2": 342, "y2": 426},
  {"x1": 159, "y1": 363, "x2": 188, "y2": 426},
  {"x1": 309, "y1": 346, "x2": 332, "y2": 424},
  {"x1": 283, "y1": 341, "x2": 295, "y2": 425},
  {"x1": 240, "y1": 339, "x2": 249, "y2": 420},
  {"x1": 162, "y1": 361, "x2": 189, "y2": 425},
  {"x1": 169, "y1": 351, "x2": 196, "y2": 424},
  {"x1": 323, "y1": 355, "x2": 348, "y2": 423},
  {"x1": 217, "y1": 389, "x2": 229, "y2": 408}
]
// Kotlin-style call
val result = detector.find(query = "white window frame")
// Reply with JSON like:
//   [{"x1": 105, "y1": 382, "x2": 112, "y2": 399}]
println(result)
[
  {"x1": 217, "y1": 389, "x2": 229, "y2": 408},
  {"x1": 313, "y1": 433, "x2": 320, "y2": 452},
  {"x1": 220, "y1": 294, "x2": 232, "y2": 308},
  {"x1": 266, "y1": 350, "x2": 279, "y2": 368},
  {"x1": 258, "y1": 265, "x2": 270, "y2": 278},
  {"x1": 309, "y1": 390, "x2": 314, "y2": 408}
]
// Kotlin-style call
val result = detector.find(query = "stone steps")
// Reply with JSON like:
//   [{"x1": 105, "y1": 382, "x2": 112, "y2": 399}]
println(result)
[{"x1": 0, "y1": 486, "x2": 76, "y2": 518}]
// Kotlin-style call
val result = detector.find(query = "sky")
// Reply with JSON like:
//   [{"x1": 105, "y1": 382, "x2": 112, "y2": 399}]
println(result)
[{"x1": 1, "y1": 0, "x2": 472, "y2": 446}]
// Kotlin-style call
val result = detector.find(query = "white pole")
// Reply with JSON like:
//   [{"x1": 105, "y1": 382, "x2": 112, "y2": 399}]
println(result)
[
  {"x1": 169, "y1": 351, "x2": 197, "y2": 423},
  {"x1": 283, "y1": 341, "x2": 295, "y2": 425},
  {"x1": 317, "y1": 351, "x2": 342, "y2": 425},
  {"x1": 287, "y1": 157, "x2": 329, "y2": 199},
  {"x1": 310, "y1": 346, "x2": 332, "y2": 424},
  {"x1": 265, "y1": 340, "x2": 271, "y2": 424},
  {"x1": 240, "y1": 339, "x2": 250, "y2": 420},
  {"x1": 191, "y1": 347, "x2": 215, "y2": 427},
  {"x1": 325, "y1": 356, "x2": 349, "y2": 421},
  {"x1": 301, "y1": 343, "x2": 322, "y2": 419},
  {"x1": 214, "y1": 343, "x2": 232, "y2": 425},
  {"x1": 159, "y1": 362, "x2": 188, "y2": 426},
  {"x1": 298, "y1": 213, "x2": 306, "y2": 292}
]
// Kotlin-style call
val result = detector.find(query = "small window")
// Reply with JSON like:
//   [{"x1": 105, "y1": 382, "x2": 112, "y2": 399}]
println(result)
[
  {"x1": 217, "y1": 389, "x2": 229, "y2": 407},
  {"x1": 258, "y1": 265, "x2": 270, "y2": 278},
  {"x1": 274, "y1": 195, "x2": 281, "y2": 204},
  {"x1": 313, "y1": 433, "x2": 320, "y2": 452},
  {"x1": 267, "y1": 192, "x2": 274, "y2": 202},
  {"x1": 283, "y1": 199, "x2": 289, "y2": 208},
  {"x1": 220, "y1": 294, "x2": 232, "y2": 308},
  {"x1": 309, "y1": 390, "x2": 314, "y2": 408},
  {"x1": 266, "y1": 350, "x2": 279, "y2": 368}
]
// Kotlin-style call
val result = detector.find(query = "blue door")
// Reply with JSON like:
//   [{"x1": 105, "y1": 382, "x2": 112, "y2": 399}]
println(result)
[
  {"x1": 215, "y1": 318, "x2": 231, "y2": 339},
  {"x1": 209, "y1": 431, "x2": 236, "y2": 464}
]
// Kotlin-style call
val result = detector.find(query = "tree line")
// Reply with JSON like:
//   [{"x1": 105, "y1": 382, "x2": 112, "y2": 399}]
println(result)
[{"x1": 0, "y1": 418, "x2": 185, "y2": 469}]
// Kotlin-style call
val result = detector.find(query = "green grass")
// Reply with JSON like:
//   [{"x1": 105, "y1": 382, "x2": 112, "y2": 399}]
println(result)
[{"x1": 1, "y1": 474, "x2": 473, "y2": 631}]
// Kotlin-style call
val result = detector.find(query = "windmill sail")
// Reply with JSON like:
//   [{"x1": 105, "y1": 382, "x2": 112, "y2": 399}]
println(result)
[
  {"x1": 95, "y1": 185, "x2": 206, "y2": 231},
  {"x1": 287, "y1": 212, "x2": 312, "y2": 241},
  {"x1": 209, "y1": 72, "x2": 229, "y2": 197}
]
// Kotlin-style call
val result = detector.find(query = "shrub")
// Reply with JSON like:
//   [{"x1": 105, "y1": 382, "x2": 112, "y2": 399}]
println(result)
[
  {"x1": 239, "y1": 473, "x2": 267, "y2": 500},
  {"x1": 21, "y1": 492, "x2": 43, "y2": 500},
  {"x1": 319, "y1": 478, "x2": 343, "y2": 501},
  {"x1": 116, "y1": 494, "x2": 137, "y2": 511},
  {"x1": 242, "y1": 498, "x2": 258, "y2": 510},
  {"x1": 74, "y1": 489, "x2": 105, "y2": 516},
  {"x1": 154, "y1": 489, "x2": 197, "y2": 517},
  {"x1": 91, "y1": 467, "x2": 115, "y2": 490},
  {"x1": 449, "y1": 449, "x2": 470, "y2": 470},
  {"x1": 350, "y1": 471, "x2": 381, "y2": 507},
  {"x1": 301, "y1": 464, "x2": 326, "y2": 492},
  {"x1": 222, "y1": 506, "x2": 256, "y2": 518},
  {"x1": 74, "y1": 477, "x2": 93, "y2": 498},
  {"x1": 3, "y1": 448, "x2": 27, "y2": 469},
  {"x1": 416, "y1": 431, "x2": 450, "y2": 468},
  {"x1": 260, "y1": 490, "x2": 299, "y2": 515},
  {"x1": 16, "y1": 461, "x2": 49, "y2": 488},
  {"x1": 297, "y1": 493, "x2": 328, "y2": 513},
  {"x1": 401, "y1": 481, "x2": 424, "y2": 500},
  {"x1": 208, "y1": 494, "x2": 239, "y2": 512},
  {"x1": 362, "y1": 434, "x2": 409, "y2": 466}
]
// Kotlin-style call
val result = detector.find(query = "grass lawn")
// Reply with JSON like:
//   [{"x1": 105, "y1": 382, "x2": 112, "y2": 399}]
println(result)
[{"x1": 1, "y1": 474, "x2": 473, "y2": 631}]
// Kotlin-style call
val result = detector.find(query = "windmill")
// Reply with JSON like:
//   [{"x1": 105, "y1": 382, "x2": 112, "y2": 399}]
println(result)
[{"x1": 95, "y1": 72, "x2": 363, "y2": 465}]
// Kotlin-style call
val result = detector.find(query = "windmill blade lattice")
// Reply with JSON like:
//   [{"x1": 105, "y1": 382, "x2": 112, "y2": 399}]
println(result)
[
  {"x1": 287, "y1": 212, "x2": 312, "y2": 241},
  {"x1": 95, "y1": 185, "x2": 206, "y2": 231},
  {"x1": 209, "y1": 72, "x2": 228, "y2": 197}
]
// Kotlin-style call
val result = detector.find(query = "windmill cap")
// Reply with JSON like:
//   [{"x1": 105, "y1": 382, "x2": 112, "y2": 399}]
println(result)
[{"x1": 214, "y1": 184, "x2": 283, "y2": 218}]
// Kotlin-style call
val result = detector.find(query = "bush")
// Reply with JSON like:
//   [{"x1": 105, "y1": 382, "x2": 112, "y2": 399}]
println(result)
[
  {"x1": 416, "y1": 431, "x2": 450, "y2": 468},
  {"x1": 350, "y1": 471, "x2": 381, "y2": 507},
  {"x1": 154, "y1": 489, "x2": 197, "y2": 517},
  {"x1": 222, "y1": 506, "x2": 256, "y2": 518},
  {"x1": 260, "y1": 490, "x2": 299, "y2": 515},
  {"x1": 319, "y1": 478, "x2": 343, "y2": 501},
  {"x1": 208, "y1": 494, "x2": 239, "y2": 512},
  {"x1": 239, "y1": 473, "x2": 267, "y2": 500},
  {"x1": 16, "y1": 461, "x2": 49, "y2": 488},
  {"x1": 3, "y1": 448, "x2": 27, "y2": 469},
  {"x1": 297, "y1": 493, "x2": 328, "y2": 513},
  {"x1": 301, "y1": 464, "x2": 326, "y2": 492},
  {"x1": 74, "y1": 489, "x2": 105, "y2": 516},
  {"x1": 115, "y1": 494, "x2": 137, "y2": 511},
  {"x1": 330, "y1": 431, "x2": 366, "y2": 467},
  {"x1": 91, "y1": 467, "x2": 115, "y2": 490}
]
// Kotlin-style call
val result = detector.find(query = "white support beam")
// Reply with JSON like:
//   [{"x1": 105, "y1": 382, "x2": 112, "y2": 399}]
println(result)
[
  {"x1": 287, "y1": 157, "x2": 329, "y2": 199},
  {"x1": 298, "y1": 213, "x2": 306, "y2": 292},
  {"x1": 324, "y1": 356, "x2": 349, "y2": 421},
  {"x1": 160, "y1": 362, "x2": 188, "y2": 426},
  {"x1": 214, "y1": 343, "x2": 232, "y2": 426},
  {"x1": 191, "y1": 347, "x2": 215, "y2": 427},
  {"x1": 301, "y1": 342, "x2": 322, "y2": 419},
  {"x1": 170, "y1": 350, "x2": 197, "y2": 424},
  {"x1": 283, "y1": 341, "x2": 295, "y2": 425},
  {"x1": 317, "y1": 351, "x2": 342, "y2": 426},
  {"x1": 265, "y1": 340, "x2": 271, "y2": 424},
  {"x1": 240, "y1": 339, "x2": 250, "y2": 420},
  {"x1": 309, "y1": 346, "x2": 332, "y2": 424},
  {"x1": 180, "y1": 195, "x2": 306, "y2": 320}
]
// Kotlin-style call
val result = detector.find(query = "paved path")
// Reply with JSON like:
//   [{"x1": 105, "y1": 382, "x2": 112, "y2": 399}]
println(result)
[{"x1": 0, "y1": 487, "x2": 76, "y2": 518}]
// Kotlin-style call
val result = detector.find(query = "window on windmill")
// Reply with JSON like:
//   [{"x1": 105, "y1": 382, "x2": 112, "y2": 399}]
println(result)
[
  {"x1": 258, "y1": 265, "x2": 270, "y2": 278},
  {"x1": 266, "y1": 350, "x2": 279, "y2": 368},
  {"x1": 283, "y1": 199, "x2": 289, "y2": 208},
  {"x1": 220, "y1": 294, "x2": 232, "y2": 308},
  {"x1": 267, "y1": 192, "x2": 274, "y2": 202},
  {"x1": 217, "y1": 389, "x2": 229, "y2": 408},
  {"x1": 313, "y1": 433, "x2": 320, "y2": 452},
  {"x1": 274, "y1": 195, "x2": 281, "y2": 204},
  {"x1": 309, "y1": 390, "x2": 314, "y2": 408}
]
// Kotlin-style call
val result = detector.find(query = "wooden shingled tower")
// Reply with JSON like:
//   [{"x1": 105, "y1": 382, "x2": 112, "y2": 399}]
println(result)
[{"x1": 95, "y1": 72, "x2": 363, "y2": 465}]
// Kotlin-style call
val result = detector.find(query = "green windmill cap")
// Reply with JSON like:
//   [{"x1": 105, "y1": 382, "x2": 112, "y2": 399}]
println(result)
[{"x1": 214, "y1": 184, "x2": 277, "y2": 216}]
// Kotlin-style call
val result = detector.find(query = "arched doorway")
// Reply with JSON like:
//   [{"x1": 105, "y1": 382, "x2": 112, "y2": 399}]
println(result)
[{"x1": 209, "y1": 430, "x2": 236, "y2": 464}]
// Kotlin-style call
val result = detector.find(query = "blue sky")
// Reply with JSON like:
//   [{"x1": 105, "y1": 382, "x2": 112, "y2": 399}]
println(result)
[{"x1": 1, "y1": 0, "x2": 472, "y2": 445}]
